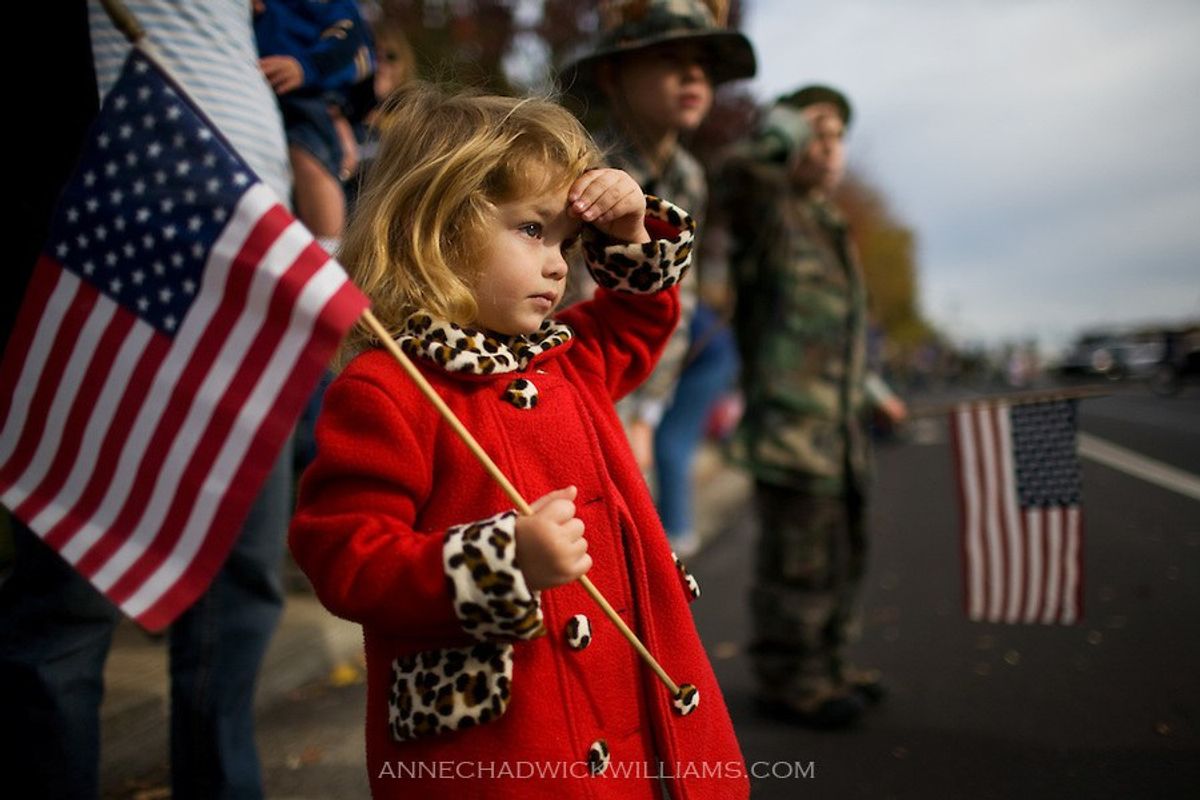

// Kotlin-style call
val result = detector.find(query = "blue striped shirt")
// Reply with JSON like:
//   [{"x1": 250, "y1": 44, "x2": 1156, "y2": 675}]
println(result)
[{"x1": 89, "y1": 0, "x2": 292, "y2": 207}]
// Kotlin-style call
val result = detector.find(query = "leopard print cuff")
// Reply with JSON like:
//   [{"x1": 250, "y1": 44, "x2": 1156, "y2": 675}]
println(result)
[
  {"x1": 389, "y1": 641, "x2": 513, "y2": 741},
  {"x1": 443, "y1": 510, "x2": 546, "y2": 641},
  {"x1": 582, "y1": 195, "x2": 695, "y2": 293}
]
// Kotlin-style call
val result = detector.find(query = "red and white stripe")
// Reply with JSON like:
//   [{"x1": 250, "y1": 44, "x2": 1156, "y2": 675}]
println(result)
[
  {"x1": 950, "y1": 402, "x2": 1083, "y2": 625},
  {"x1": 0, "y1": 183, "x2": 366, "y2": 629}
]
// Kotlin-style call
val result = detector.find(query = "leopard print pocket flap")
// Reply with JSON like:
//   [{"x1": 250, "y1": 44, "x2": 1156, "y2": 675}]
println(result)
[{"x1": 388, "y1": 641, "x2": 513, "y2": 742}]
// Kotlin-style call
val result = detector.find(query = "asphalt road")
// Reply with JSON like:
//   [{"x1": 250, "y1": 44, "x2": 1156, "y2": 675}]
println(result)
[
  {"x1": 693, "y1": 384, "x2": 1200, "y2": 799},
  {"x1": 103, "y1": 384, "x2": 1200, "y2": 799}
]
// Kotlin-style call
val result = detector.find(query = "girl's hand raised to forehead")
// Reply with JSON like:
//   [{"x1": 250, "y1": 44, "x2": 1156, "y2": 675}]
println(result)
[{"x1": 567, "y1": 169, "x2": 651, "y2": 245}]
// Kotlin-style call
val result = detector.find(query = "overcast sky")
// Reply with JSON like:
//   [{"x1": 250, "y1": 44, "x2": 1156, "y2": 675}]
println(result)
[{"x1": 738, "y1": 0, "x2": 1200, "y2": 351}]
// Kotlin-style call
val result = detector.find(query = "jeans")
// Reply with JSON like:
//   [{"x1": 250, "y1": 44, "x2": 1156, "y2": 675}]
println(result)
[
  {"x1": 0, "y1": 443, "x2": 291, "y2": 799},
  {"x1": 653, "y1": 304, "x2": 739, "y2": 539}
]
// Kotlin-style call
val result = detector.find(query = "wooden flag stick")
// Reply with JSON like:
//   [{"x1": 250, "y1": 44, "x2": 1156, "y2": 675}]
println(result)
[
  {"x1": 907, "y1": 384, "x2": 1112, "y2": 420},
  {"x1": 99, "y1": 0, "x2": 144, "y2": 42},
  {"x1": 360, "y1": 310, "x2": 682, "y2": 697}
]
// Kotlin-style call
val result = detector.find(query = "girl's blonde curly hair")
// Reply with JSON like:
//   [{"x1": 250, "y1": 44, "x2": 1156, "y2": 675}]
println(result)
[{"x1": 336, "y1": 82, "x2": 604, "y2": 366}]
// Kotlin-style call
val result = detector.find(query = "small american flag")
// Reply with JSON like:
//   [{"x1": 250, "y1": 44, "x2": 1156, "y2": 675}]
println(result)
[
  {"x1": 0, "y1": 49, "x2": 367, "y2": 630},
  {"x1": 950, "y1": 399, "x2": 1085, "y2": 625}
]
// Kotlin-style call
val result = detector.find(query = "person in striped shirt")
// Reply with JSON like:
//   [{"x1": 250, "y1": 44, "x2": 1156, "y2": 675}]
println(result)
[{"x1": 0, "y1": 3, "x2": 295, "y2": 797}]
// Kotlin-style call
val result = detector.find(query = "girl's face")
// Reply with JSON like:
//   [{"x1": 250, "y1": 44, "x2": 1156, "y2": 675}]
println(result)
[
  {"x1": 374, "y1": 33, "x2": 410, "y2": 100},
  {"x1": 470, "y1": 182, "x2": 580, "y2": 336}
]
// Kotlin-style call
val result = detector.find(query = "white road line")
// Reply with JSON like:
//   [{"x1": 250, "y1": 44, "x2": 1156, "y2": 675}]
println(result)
[{"x1": 1078, "y1": 433, "x2": 1200, "y2": 502}]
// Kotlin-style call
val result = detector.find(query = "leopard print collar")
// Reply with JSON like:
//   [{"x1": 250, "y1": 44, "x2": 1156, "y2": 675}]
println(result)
[{"x1": 396, "y1": 311, "x2": 574, "y2": 376}]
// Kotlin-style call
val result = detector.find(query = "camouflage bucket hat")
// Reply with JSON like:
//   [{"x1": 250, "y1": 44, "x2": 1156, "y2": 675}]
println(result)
[{"x1": 559, "y1": 0, "x2": 757, "y2": 91}]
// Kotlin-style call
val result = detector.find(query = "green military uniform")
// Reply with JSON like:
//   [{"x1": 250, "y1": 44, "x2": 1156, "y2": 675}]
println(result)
[
  {"x1": 726, "y1": 160, "x2": 872, "y2": 492},
  {"x1": 720, "y1": 138, "x2": 890, "y2": 711}
]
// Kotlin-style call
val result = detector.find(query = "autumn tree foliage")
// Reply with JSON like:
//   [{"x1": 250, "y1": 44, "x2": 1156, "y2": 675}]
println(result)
[
  {"x1": 835, "y1": 172, "x2": 930, "y2": 348},
  {"x1": 372, "y1": 0, "x2": 520, "y2": 93},
  {"x1": 539, "y1": 0, "x2": 601, "y2": 76},
  {"x1": 374, "y1": 1, "x2": 744, "y2": 93}
]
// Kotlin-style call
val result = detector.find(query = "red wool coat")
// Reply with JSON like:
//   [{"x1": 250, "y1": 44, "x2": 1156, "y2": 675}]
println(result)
[{"x1": 290, "y1": 199, "x2": 748, "y2": 799}]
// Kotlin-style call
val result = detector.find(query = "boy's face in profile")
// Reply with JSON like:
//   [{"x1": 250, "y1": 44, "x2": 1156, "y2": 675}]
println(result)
[
  {"x1": 601, "y1": 41, "x2": 715, "y2": 134},
  {"x1": 790, "y1": 104, "x2": 847, "y2": 195}
]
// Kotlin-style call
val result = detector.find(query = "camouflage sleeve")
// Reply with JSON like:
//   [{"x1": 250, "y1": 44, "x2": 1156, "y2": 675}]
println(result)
[
  {"x1": 720, "y1": 158, "x2": 789, "y2": 383},
  {"x1": 751, "y1": 103, "x2": 815, "y2": 165}
]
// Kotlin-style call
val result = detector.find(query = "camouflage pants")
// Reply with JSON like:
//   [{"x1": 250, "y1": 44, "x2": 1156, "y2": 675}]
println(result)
[{"x1": 749, "y1": 480, "x2": 868, "y2": 700}]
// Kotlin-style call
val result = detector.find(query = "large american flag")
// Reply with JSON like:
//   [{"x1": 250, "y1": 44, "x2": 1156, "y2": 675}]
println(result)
[
  {"x1": 0, "y1": 49, "x2": 368, "y2": 630},
  {"x1": 950, "y1": 399, "x2": 1085, "y2": 625}
]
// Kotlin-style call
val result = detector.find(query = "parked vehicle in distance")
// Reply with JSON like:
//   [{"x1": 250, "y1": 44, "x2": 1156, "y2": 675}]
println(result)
[
  {"x1": 1058, "y1": 332, "x2": 1163, "y2": 382},
  {"x1": 1148, "y1": 327, "x2": 1200, "y2": 396}
]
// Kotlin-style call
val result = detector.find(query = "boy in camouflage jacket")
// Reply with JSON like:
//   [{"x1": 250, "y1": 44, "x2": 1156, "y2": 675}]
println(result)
[{"x1": 716, "y1": 85, "x2": 906, "y2": 727}]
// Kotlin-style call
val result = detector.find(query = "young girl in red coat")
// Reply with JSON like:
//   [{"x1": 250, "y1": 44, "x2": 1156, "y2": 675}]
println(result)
[{"x1": 289, "y1": 83, "x2": 748, "y2": 799}]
